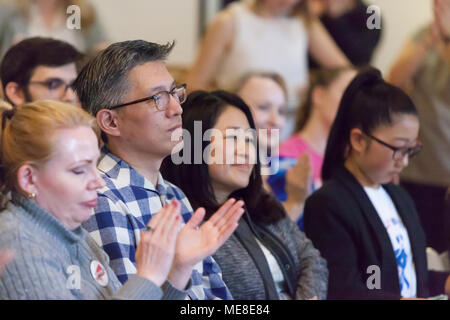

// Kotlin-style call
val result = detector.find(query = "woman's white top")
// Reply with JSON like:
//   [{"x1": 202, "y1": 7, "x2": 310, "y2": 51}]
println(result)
[{"x1": 214, "y1": 1, "x2": 309, "y2": 110}]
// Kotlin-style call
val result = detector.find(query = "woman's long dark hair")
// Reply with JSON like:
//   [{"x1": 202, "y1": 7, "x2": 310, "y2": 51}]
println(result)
[
  {"x1": 321, "y1": 67, "x2": 418, "y2": 181},
  {"x1": 161, "y1": 90, "x2": 286, "y2": 224}
]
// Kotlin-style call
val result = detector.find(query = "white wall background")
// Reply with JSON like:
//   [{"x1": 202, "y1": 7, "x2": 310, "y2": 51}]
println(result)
[
  {"x1": 91, "y1": 0, "x2": 434, "y2": 74},
  {"x1": 369, "y1": 0, "x2": 433, "y2": 74},
  {"x1": 90, "y1": 0, "x2": 200, "y2": 66}
]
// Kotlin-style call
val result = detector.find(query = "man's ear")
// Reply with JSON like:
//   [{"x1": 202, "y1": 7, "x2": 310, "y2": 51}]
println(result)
[
  {"x1": 349, "y1": 128, "x2": 367, "y2": 154},
  {"x1": 96, "y1": 109, "x2": 121, "y2": 138},
  {"x1": 16, "y1": 164, "x2": 38, "y2": 197},
  {"x1": 4, "y1": 82, "x2": 26, "y2": 106}
]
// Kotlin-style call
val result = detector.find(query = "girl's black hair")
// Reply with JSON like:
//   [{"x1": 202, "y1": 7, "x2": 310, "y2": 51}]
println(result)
[
  {"x1": 161, "y1": 90, "x2": 286, "y2": 224},
  {"x1": 321, "y1": 67, "x2": 418, "y2": 181}
]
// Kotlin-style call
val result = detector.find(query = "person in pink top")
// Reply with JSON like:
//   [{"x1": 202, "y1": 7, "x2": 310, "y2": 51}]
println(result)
[{"x1": 267, "y1": 67, "x2": 356, "y2": 230}]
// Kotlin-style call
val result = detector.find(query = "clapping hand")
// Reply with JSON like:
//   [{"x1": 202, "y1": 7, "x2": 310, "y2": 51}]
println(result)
[
  {"x1": 284, "y1": 153, "x2": 313, "y2": 221},
  {"x1": 168, "y1": 198, "x2": 244, "y2": 289},
  {"x1": 135, "y1": 201, "x2": 182, "y2": 287}
]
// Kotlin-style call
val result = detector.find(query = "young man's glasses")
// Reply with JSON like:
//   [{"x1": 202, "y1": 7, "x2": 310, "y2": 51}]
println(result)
[
  {"x1": 28, "y1": 78, "x2": 75, "y2": 99},
  {"x1": 365, "y1": 133, "x2": 422, "y2": 161},
  {"x1": 109, "y1": 84, "x2": 187, "y2": 111}
]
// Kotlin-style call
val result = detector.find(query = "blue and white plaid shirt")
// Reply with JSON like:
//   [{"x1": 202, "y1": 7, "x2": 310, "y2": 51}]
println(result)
[{"x1": 82, "y1": 147, "x2": 233, "y2": 300}]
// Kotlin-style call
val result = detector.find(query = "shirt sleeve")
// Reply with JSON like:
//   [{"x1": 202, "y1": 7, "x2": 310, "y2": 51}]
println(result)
[{"x1": 82, "y1": 193, "x2": 140, "y2": 284}]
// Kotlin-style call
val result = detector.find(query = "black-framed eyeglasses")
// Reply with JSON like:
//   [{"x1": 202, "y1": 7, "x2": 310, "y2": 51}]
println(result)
[
  {"x1": 365, "y1": 133, "x2": 422, "y2": 161},
  {"x1": 28, "y1": 78, "x2": 75, "y2": 97},
  {"x1": 109, "y1": 83, "x2": 187, "y2": 111}
]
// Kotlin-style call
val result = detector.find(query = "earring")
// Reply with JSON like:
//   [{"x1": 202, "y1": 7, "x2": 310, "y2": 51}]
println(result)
[{"x1": 28, "y1": 192, "x2": 36, "y2": 199}]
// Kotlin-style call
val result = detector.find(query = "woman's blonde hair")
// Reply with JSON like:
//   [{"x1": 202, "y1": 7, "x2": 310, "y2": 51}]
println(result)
[
  {"x1": 234, "y1": 71, "x2": 288, "y2": 100},
  {"x1": 0, "y1": 100, "x2": 99, "y2": 209}
]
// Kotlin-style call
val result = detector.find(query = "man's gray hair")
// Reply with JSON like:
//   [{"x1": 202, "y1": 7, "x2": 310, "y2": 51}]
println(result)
[{"x1": 73, "y1": 40, "x2": 174, "y2": 116}]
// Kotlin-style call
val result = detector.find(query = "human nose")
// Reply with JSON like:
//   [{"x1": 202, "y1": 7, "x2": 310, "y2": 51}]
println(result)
[
  {"x1": 165, "y1": 94, "x2": 183, "y2": 117},
  {"x1": 62, "y1": 85, "x2": 77, "y2": 104},
  {"x1": 236, "y1": 135, "x2": 252, "y2": 162},
  {"x1": 88, "y1": 169, "x2": 106, "y2": 190},
  {"x1": 268, "y1": 107, "x2": 284, "y2": 129},
  {"x1": 395, "y1": 151, "x2": 409, "y2": 168}
]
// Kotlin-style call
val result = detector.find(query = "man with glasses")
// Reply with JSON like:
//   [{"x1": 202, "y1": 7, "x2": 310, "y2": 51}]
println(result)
[
  {"x1": 73, "y1": 40, "x2": 239, "y2": 300},
  {"x1": 1, "y1": 37, "x2": 82, "y2": 107}
]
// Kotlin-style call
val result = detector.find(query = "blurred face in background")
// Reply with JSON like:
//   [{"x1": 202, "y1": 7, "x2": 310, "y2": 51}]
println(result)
[
  {"x1": 313, "y1": 70, "x2": 356, "y2": 129},
  {"x1": 238, "y1": 75, "x2": 287, "y2": 151},
  {"x1": 25, "y1": 63, "x2": 78, "y2": 105}
]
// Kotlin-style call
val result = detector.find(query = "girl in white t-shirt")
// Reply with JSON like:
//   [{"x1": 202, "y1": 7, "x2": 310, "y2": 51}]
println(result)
[{"x1": 303, "y1": 67, "x2": 450, "y2": 299}]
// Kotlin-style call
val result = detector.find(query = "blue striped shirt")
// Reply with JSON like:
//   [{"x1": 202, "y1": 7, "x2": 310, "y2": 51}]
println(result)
[{"x1": 82, "y1": 147, "x2": 233, "y2": 300}]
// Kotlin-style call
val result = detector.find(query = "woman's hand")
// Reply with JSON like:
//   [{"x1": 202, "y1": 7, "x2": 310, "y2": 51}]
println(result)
[
  {"x1": 167, "y1": 198, "x2": 244, "y2": 289},
  {"x1": 135, "y1": 201, "x2": 182, "y2": 287},
  {"x1": 283, "y1": 153, "x2": 313, "y2": 221},
  {"x1": 434, "y1": 0, "x2": 450, "y2": 40}
]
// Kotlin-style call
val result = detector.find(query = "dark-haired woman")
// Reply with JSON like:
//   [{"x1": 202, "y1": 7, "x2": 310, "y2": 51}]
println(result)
[
  {"x1": 162, "y1": 90, "x2": 328, "y2": 300},
  {"x1": 303, "y1": 67, "x2": 450, "y2": 299}
]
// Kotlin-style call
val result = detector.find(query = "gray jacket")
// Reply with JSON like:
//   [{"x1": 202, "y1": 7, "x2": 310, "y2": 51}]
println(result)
[
  {"x1": 213, "y1": 215, "x2": 328, "y2": 300},
  {"x1": 0, "y1": 193, "x2": 186, "y2": 300}
]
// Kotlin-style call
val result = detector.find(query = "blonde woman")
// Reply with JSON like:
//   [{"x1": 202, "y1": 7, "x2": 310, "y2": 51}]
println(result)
[{"x1": 0, "y1": 0, "x2": 108, "y2": 57}]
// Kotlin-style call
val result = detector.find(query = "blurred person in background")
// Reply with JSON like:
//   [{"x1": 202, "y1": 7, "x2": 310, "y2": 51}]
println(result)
[
  {"x1": 235, "y1": 72, "x2": 287, "y2": 187},
  {"x1": 267, "y1": 67, "x2": 356, "y2": 230},
  {"x1": 389, "y1": 0, "x2": 450, "y2": 254},
  {"x1": 187, "y1": 0, "x2": 350, "y2": 139},
  {"x1": 0, "y1": 0, "x2": 108, "y2": 58},
  {"x1": 1, "y1": 37, "x2": 83, "y2": 107},
  {"x1": 309, "y1": 0, "x2": 381, "y2": 68}
]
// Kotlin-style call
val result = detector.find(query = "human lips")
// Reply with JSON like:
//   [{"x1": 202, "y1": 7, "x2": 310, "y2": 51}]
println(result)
[
  {"x1": 81, "y1": 198, "x2": 98, "y2": 208},
  {"x1": 231, "y1": 163, "x2": 251, "y2": 171},
  {"x1": 169, "y1": 124, "x2": 182, "y2": 132}
]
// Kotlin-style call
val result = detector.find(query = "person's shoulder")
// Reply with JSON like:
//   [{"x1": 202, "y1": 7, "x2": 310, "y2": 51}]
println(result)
[
  {"x1": 268, "y1": 215, "x2": 300, "y2": 236},
  {"x1": 163, "y1": 180, "x2": 194, "y2": 212},
  {"x1": 207, "y1": 5, "x2": 237, "y2": 35},
  {"x1": 0, "y1": 206, "x2": 21, "y2": 243},
  {"x1": 0, "y1": 204, "x2": 50, "y2": 251},
  {"x1": 307, "y1": 178, "x2": 346, "y2": 203}
]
